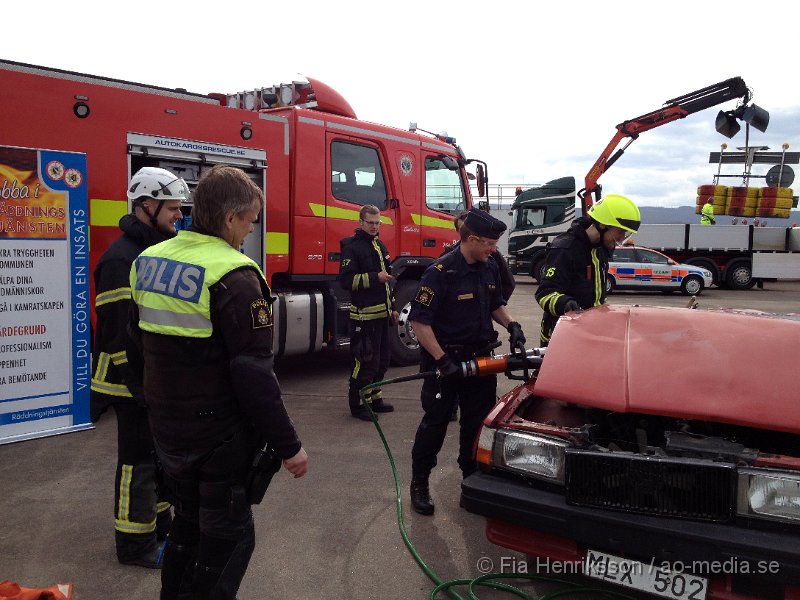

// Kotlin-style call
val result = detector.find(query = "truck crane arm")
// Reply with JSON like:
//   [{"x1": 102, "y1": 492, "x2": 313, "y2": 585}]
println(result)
[{"x1": 580, "y1": 77, "x2": 751, "y2": 215}]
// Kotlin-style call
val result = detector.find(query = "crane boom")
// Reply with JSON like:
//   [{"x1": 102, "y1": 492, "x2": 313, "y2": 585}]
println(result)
[{"x1": 581, "y1": 77, "x2": 751, "y2": 215}]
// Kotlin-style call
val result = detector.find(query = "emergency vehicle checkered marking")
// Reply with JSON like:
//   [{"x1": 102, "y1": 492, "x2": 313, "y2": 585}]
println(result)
[
  {"x1": 250, "y1": 298, "x2": 272, "y2": 329},
  {"x1": 415, "y1": 286, "x2": 434, "y2": 307}
]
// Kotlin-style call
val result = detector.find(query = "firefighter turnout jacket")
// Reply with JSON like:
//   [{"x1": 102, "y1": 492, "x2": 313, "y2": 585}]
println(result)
[
  {"x1": 129, "y1": 230, "x2": 301, "y2": 457},
  {"x1": 90, "y1": 214, "x2": 172, "y2": 418},
  {"x1": 535, "y1": 216, "x2": 611, "y2": 345},
  {"x1": 338, "y1": 228, "x2": 394, "y2": 320}
]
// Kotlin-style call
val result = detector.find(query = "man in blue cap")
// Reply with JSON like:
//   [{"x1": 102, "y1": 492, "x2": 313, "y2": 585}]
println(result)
[{"x1": 407, "y1": 208, "x2": 526, "y2": 515}]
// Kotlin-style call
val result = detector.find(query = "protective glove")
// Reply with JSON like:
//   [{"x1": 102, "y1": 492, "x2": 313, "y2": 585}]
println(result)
[
  {"x1": 435, "y1": 355, "x2": 462, "y2": 381},
  {"x1": 506, "y1": 321, "x2": 526, "y2": 355},
  {"x1": 563, "y1": 299, "x2": 581, "y2": 314}
]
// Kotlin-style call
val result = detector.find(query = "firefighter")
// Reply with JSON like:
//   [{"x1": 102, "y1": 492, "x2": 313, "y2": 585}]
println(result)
[
  {"x1": 535, "y1": 193, "x2": 640, "y2": 346},
  {"x1": 700, "y1": 197, "x2": 716, "y2": 225},
  {"x1": 127, "y1": 165, "x2": 308, "y2": 599},
  {"x1": 408, "y1": 208, "x2": 526, "y2": 515},
  {"x1": 338, "y1": 204, "x2": 399, "y2": 421},
  {"x1": 90, "y1": 166, "x2": 186, "y2": 568}
]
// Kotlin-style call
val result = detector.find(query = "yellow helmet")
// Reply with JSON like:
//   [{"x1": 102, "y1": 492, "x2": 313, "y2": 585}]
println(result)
[{"x1": 587, "y1": 194, "x2": 640, "y2": 233}]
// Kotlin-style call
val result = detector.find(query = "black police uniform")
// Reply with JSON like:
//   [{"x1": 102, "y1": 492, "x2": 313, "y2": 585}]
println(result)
[
  {"x1": 127, "y1": 235, "x2": 302, "y2": 600},
  {"x1": 439, "y1": 241, "x2": 516, "y2": 302},
  {"x1": 90, "y1": 214, "x2": 172, "y2": 566},
  {"x1": 409, "y1": 210, "x2": 507, "y2": 499},
  {"x1": 338, "y1": 228, "x2": 395, "y2": 418},
  {"x1": 535, "y1": 216, "x2": 610, "y2": 345}
]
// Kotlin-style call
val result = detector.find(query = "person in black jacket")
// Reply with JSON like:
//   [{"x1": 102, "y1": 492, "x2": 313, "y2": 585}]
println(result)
[
  {"x1": 127, "y1": 165, "x2": 308, "y2": 599},
  {"x1": 408, "y1": 208, "x2": 526, "y2": 515},
  {"x1": 441, "y1": 210, "x2": 516, "y2": 302},
  {"x1": 90, "y1": 167, "x2": 187, "y2": 568},
  {"x1": 338, "y1": 205, "x2": 399, "y2": 421},
  {"x1": 439, "y1": 210, "x2": 516, "y2": 423},
  {"x1": 535, "y1": 194, "x2": 640, "y2": 345}
]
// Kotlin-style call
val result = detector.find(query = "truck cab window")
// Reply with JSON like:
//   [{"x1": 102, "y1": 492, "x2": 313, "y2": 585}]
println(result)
[
  {"x1": 331, "y1": 141, "x2": 387, "y2": 209},
  {"x1": 517, "y1": 206, "x2": 545, "y2": 228},
  {"x1": 425, "y1": 157, "x2": 465, "y2": 214}
]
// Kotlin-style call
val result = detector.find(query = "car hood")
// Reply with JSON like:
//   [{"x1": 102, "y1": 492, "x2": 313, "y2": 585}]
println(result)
[{"x1": 533, "y1": 305, "x2": 800, "y2": 434}]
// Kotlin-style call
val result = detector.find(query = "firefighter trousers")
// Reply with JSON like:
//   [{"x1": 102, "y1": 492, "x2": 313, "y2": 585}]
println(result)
[
  {"x1": 113, "y1": 403, "x2": 172, "y2": 561},
  {"x1": 347, "y1": 317, "x2": 390, "y2": 413}
]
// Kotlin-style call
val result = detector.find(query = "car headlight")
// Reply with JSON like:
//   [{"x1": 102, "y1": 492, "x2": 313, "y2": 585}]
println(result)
[
  {"x1": 737, "y1": 469, "x2": 800, "y2": 524},
  {"x1": 494, "y1": 429, "x2": 568, "y2": 484}
]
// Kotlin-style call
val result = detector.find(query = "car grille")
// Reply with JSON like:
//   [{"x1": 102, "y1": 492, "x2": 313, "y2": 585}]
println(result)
[{"x1": 565, "y1": 450, "x2": 737, "y2": 522}]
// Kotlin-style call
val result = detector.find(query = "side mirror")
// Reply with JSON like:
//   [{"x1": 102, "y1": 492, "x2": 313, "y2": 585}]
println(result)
[{"x1": 476, "y1": 164, "x2": 486, "y2": 198}]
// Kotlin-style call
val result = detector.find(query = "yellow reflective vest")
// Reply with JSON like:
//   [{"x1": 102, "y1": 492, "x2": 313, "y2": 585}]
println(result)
[{"x1": 130, "y1": 230, "x2": 269, "y2": 338}]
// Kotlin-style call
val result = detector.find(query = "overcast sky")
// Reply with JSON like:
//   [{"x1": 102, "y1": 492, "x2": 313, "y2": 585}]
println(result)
[{"x1": 5, "y1": 0, "x2": 800, "y2": 208}]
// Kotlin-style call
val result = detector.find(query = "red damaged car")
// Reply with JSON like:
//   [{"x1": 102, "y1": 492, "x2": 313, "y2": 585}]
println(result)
[{"x1": 461, "y1": 305, "x2": 800, "y2": 600}]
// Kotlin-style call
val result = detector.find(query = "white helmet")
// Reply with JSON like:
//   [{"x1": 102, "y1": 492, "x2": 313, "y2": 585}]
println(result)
[{"x1": 127, "y1": 167, "x2": 190, "y2": 203}]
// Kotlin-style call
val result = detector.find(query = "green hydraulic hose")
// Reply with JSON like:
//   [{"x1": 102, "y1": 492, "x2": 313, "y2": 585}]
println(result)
[{"x1": 359, "y1": 375, "x2": 637, "y2": 600}]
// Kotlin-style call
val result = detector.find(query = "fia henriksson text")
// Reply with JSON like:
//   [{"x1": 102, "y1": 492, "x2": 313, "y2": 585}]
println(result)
[{"x1": 488, "y1": 555, "x2": 780, "y2": 576}]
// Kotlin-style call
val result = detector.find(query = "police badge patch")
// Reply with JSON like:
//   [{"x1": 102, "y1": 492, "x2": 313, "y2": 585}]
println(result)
[
  {"x1": 250, "y1": 298, "x2": 272, "y2": 329},
  {"x1": 415, "y1": 286, "x2": 434, "y2": 307}
]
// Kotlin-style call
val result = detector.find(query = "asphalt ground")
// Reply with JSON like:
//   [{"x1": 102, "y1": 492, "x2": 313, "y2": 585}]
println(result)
[{"x1": 1, "y1": 279, "x2": 798, "y2": 599}]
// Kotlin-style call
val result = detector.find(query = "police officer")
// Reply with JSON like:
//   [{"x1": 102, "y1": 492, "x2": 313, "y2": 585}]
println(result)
[
  {"x1": 535, "y1": 194, "x2": 640, "y2": 346},
  {"x1": 439, "y1": 210, "x2": 516, "y2": 424},
  {"x1": 442, "y1": 209, "x2": 516, "y2": 302},
  {"x1": 128, "y1": 165, "x2": 308, "y2": 599},
  {"x1": 338, "y1": 204, "x2": 398, "y2": 421},
  {"x1": 408, "y1": 208, "x2": 526, "y2": 515},
  {"x1": 90, "y1": 166, "x2": 185, "y2": 567}
]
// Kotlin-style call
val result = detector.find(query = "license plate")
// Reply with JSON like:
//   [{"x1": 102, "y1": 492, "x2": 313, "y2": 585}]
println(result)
[{"x1": 584, "y1": 549, "x2": 708, "y2": 600}]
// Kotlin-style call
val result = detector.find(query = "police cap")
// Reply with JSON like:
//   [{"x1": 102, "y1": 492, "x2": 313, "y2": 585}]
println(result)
[{"x1": 463, "y1": 208, "x2": 507, "y2": 240}]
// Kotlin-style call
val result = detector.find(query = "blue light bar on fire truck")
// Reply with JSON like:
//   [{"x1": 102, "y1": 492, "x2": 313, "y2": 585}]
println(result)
[{"x1": 225, "y1": 79, "x2": 317, "y2": 111}]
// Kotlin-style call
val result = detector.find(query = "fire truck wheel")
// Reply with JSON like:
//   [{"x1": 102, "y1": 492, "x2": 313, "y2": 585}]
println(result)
[
  {"x1": 724, "y1": 259, "x2": 755, "y2": 290},
  {"x1": 389, "y1": 279, "x2": 421, "y2": 366}
]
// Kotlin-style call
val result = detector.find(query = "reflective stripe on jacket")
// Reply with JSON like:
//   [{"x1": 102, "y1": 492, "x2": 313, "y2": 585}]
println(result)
[{"x1": 131, "y1": 230, "x2": 268, "y2": 338}]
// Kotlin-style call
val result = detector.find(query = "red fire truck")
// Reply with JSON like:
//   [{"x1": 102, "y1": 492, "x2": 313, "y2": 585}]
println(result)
[{"x1": 0, "y1": 59, "x2": 488, "y2": 365}]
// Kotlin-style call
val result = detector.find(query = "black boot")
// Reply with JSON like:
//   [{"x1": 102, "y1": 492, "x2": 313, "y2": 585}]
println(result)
[
  {"x1": 371, "y1": 399, "x2": 394, "y2": 413},
  {"x1": 410, "y1": 478, "x2": 435, "y2": 515}
]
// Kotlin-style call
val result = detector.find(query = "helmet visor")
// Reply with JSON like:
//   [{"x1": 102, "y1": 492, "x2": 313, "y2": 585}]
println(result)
[
  {"x1": 616, "y1": 230, "x2": 635, "y2": 247},
  {"x1": 159, "y1": 177, "x2": 191, "y2": 201}
]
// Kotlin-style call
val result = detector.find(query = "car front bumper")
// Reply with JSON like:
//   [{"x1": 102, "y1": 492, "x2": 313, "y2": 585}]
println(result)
[{"x1": 461, "y1": 471, "x2": 800, "y2": 588}]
